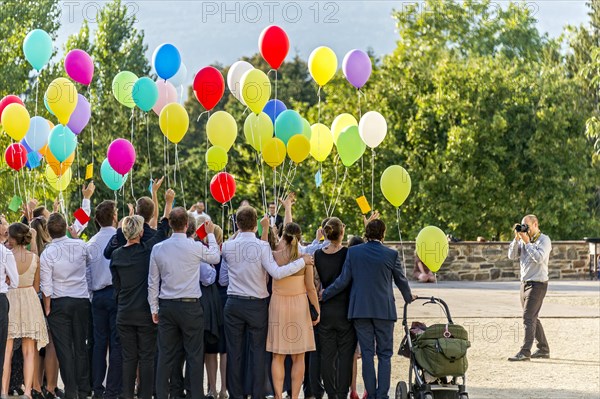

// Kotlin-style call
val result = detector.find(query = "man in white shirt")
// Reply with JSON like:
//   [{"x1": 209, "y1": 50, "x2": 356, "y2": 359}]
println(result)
[
  {"x1": 0, "y1": 224, "x2": 19, "y2": 395},
  {"x1": 40, "y1": 213, "x2": 90, "y2": 399},
  {"x1": 219, "y1": 206, "x2": 313, "y2": 399},
  {"x1": 148, "y1": 207, "x2": 220, "y2": 399}
]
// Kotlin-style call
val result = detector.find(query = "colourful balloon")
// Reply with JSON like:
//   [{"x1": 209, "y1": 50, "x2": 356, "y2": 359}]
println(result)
[
  {"x1": 359, "y1": 111, "x2": 387, "y2": 148},
  {"x1": 46, "y1": 149, "x2": 74, "y2": 176},
  {"x1": 43, "y1": 95, "x2": 55, "y2": 116},
  {"x1": 241, "y1": 69, "x2": 271, "y2": 115},
  {"x1": 25, "y1": 116, "x2": 51, "y2": 151},
  {"x1": 64, "y1": 49, "x2": 94, "y2": 85},
  {"x1": 48, "y1": 125, "x2": 77, "y2": 162},
  {"x1": 274, "y1": 110, "x2": 303, "y2": 145},
  {"x1": 262, "y1": 137, "x2": 286, "y2": 168},
  {"x1": 331, "y1": 113, "x2": 358, "y2": 144},
  {"x1": 132, "y1": 77, "x2": 159, "y2": 112},
  {"x1": 4, "y1": 143, "x2": 27, "y2": 171},
  {"x1": 23, "y1": 29, "x2": 52, "y2": 71},
  {"x1": 309, "y1": 123, "x2": 333, "y2": 162},
  {"x1": 45, "y1": 78, "x2": 78, "y2": 124},
  {"x1": 206, "y1": 111, "x2": 237, "y2": 151},
  {"x1": 45, "y1": 165, "x2": 72, "y2": 191},
  {"x1": 112, "y1": 71, "x2": 138, "y2": 109},
  {"x1": 308, "y1": 46, "x2": 338, "y2": 87},
  {"x1": 263, "y1": 99, "x2": 287, "y2": 125},
  {"x1": 193, "y1": 66, "x2": 225, "y2": 111},
  {"x1": 244, "y1": 112, "x2": 273, "y2": 151},
  {"x1": 206, "y1": 146, "x2": 228, "y2": 171},
  {"x1": 101, "y1": 159, "x2": 127, "y2": 191},
  {"x1": 159, "y1": 103, "x2": 189, "y2": 144},
  {"x1": 107, "y1": 138, "x2": 136, "y2": 175},
  {"x1": 67, "y1": 94, "x2": 91, "y2": 135},
  {"x1": 168, "y1": 62, "x2": 187, "y2": 87},
  {"x1": 227, "y1": 61, "x2": 254, "y2": 105},
  {"x1": 210, "y1": 172, "x2": 236, "y2": 204},
  {"x1": 337, "y1": 126, "x2": 366, "y2": 167},
  {"x1": 380, "y1": 165, "x2": 411, "y2": 207},
  {"x1": 342, "y1": 49, "x2": 372, "y2": 89},
  {"x1": 152, "y1": 43, "x2": 181, "y2": 80},
  {"x1": 0, "y1": 95, "x2": 24, "y2": 120},
  {"x1": 301, "y1": 118, "x2": 311, "y2": 139},
  {"x1": 259, "y1": 25, "x2": 289, "y2": 69},
  {"x1": 152, "y1": 80, "x2": 177, "y2": 115},
  {"x1": 1, "y1": 103, "x2": 30, "y2": 141},
  {"x1": 25, "y1": 151, "x2": 42, "y2": 170},
  {"x1": 287, "y1": 135, "x2": 310, "y2": 164},
  {"x1": 415, "y1": 226, "x2": 449, "y2": 273}
]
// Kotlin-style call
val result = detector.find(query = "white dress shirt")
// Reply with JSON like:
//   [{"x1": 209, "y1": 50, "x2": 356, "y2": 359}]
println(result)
[
  {"x1": 192, "y1": 210, "x2": 211, "y2": 221},
  {"x1": 148, "y1": 233, "x2": 220, "y2": 314},
  {"x1": 40, "y1": 236, "x2": 89, "y2": 299},
  {"x1": 199, "y1": 262, "x2": 217, "y2": 286},
  {"x1": 219, "y1": 232, "x2": 306, "y2": 298},
  {"x1": 0, "y1": 245, "x2": 19, "y2": 294},
  {"x1": 301, "y1": 239, "x2": 330, "y2": 255},
  {"x1": 86, "y1": 226, "x2": 117, "y2": 292}
]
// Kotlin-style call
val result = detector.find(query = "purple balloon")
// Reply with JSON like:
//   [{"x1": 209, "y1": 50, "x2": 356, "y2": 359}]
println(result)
[
  {"x1": 342, "y1": 49, "x2": 372, "y2": 89},
  {"x1": 263, "y1": 99, "x2": 287, "y2": 125},
  {"x1": 67, "y1": 94, "x2": 91, "y2": 135}
]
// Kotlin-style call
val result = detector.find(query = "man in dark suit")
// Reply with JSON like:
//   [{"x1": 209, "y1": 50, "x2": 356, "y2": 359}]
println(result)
[
  {"x1": 267, "y1": 202, "x2": 284, "y2": 236},
  {"x1": 321, "y1": 219, "x2": 413, "y2": 399}
]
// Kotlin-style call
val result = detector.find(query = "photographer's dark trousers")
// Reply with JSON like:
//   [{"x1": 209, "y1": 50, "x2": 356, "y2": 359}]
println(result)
[
  {"x1": 520, "y1": 281, "x2": 550, "y2": 356},
  {"x1": 0, "y1": 294, "x2": 9, "y2": 394}
]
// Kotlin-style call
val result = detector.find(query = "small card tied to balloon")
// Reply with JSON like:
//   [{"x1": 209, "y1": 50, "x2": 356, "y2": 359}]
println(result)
[
  {"x1": 9, "y1": 195, "x2": 23, "y2": 212},
  {"x1": 356, "y1": 195, "x2": 371, "y2": 214},
  {"x1": 196, "y1": 223, "x2": 207, "y2": 240},
  {"x1": 85, "y1": 163, "x2": 94, "y2": 180},
  {"x1": 73, "y1": 208, "x2": 90, "y2": 225},
  {"x1": 315, "y1": 170, "x2": 322, "y2": 188}
]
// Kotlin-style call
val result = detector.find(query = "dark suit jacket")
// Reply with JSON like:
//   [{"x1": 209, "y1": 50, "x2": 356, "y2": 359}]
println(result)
[{"x1": 322, "y1": 241, "x2": 412, "y2": 320}]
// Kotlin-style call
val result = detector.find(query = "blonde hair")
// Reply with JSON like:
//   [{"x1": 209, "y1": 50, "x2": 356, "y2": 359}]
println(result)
[
  {"x1": 122, "y1": 215, "x2": 144, "y2": 241},
  {"x1": 282, "y1": 223, "x2": 302, "y2": 262},
  {"x1": 213, "y1": 225, "x2": 223, "y2": 245}
]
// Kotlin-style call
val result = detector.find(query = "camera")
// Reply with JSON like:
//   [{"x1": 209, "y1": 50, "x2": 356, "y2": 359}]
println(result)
[{"x1": 515, "y1": 224, "x2": 529, "y2": 233}]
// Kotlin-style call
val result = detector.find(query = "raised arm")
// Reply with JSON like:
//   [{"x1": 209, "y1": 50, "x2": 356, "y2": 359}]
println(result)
[
  {"x1": 73, "y1": 182, "x2": 95, "y2": 235},
  {"x1": 191, "y1": 220, "x2": 220, "y2": 264},
  {"x1": 280, "y1": 192, "x2": 296, "y2": 227},
  {"x1": 523, "y1": 235, "x2": 552, "y2": 263},
  {"x1": 150, "y1": 176, "x2": 164, "y2": 229}
]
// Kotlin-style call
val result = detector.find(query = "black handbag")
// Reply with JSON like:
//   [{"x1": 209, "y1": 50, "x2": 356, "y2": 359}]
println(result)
[{"x1": 308, "y1": 298, "x2": 319, "y2": 321}]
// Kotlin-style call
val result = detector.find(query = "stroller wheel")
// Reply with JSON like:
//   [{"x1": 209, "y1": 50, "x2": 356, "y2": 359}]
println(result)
[
  {"x1": 395, "y1": 381, "x2": 408, "y2": 399},
  {"x1": 422, "y1": 394, "x2": 433, "y2": 399},
  {"x1": 458, "y1": 394, "x2": 469, "y2": 399}
]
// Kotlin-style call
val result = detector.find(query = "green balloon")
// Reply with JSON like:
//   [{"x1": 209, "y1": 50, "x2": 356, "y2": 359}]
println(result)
[
  {"x1": 132, "y1": 77, "x2": 158, "y2": 112},
  {"x1": 112, "y1": 71, "x2": 139, "y2": 109},
  {"x1": 337, "y1": 125, "x2": 366, "y2": 167},
  {"x1": 301, "y1": 118, "x2": 311, "y2": 140},
  {"x1": 206, "y1": 145, "x2": 229, "y2": 171}
]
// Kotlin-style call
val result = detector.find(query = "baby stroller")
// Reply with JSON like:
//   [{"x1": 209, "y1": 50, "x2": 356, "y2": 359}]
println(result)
[{"x1": 395, "y1": 297, "x2": 470, "y2": 399}]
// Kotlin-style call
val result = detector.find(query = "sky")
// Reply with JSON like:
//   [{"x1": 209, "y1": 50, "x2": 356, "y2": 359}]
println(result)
[{"x1": 56, "y1": 0, "x2": 591, "y2": 85}]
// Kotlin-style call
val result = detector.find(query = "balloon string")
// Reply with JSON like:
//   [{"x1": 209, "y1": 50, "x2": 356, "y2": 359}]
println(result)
[
  {"x1": 275, "y1": 69, "x2": 278, "y2": 104},
  {"x1": 197, "y1": 110, "x2": 209, "y2": 123},
  {"x1": 146, "y1": 113, "x2": 152, "y2": 180},
  {"x1": 317, "y1": 86, "x2": 322, "y2": 123},
  {"x1": 320, "y1": 162, "x2": 328, "y2": 215},
  {"x1": 360, "y1": 155, "x2": 365, "y2": 197},
  {"x1": 357, "y1": 89, "x2": 362, "y2": 119},
  {"x1": 176, "y1": 144, "x2": 186, "y2": 209},
  {"x1": 89, "y1": 86, "x2": 95, "y2": 165},
  {"x1": 326, "y1": 154, "x2": 340, "y2": 216},
  {"x1": 34, "y1": 75, "x2": 40, "y2": 116},
  {"x1": 329, "y1": 167, "x2": 348, "y2": 217},
  {"x1": 130, "y1": 108, "x2": 136, "y2": 203},
  {"x1": 258, "y1": 152, "x2": 268, "y2": 216},
  {"x1": 166, "y1": 108, "x2": 171, "y2": 188},
  {"x1": 42, "y1": 180, "x2": 48, "y2": 208},
  {"x1": 397, "y1": 207, "x2": 407, "y2": 276},
  {"x1": 203, "y1": 110, "x2": 211, "y2": 214},
  {"x1": 371, "y1": 149, "x2": 375, "y2": 211},
  {"x1": 163, "y1": 133, "x2": 167, "y2": 182},
  {"x1": 76, "y1": 146, "x2": 82, "y2": 204}
]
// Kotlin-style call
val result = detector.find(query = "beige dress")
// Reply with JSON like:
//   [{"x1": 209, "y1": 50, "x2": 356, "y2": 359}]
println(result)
[
  {"x1": 266, "y1": 253, "x2": 316, "y2": 354},
  {"x1": 7, "y1": 254, "x2": 49, "y2": 349}
]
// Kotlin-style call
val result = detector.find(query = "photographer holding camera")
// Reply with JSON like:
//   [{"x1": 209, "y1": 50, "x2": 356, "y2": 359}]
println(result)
[{"x1": 507, "y1": 214, "x2": 552, "y2": 362}]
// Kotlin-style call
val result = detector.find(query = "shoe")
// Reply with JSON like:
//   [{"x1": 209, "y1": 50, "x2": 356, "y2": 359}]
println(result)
[
  {"x1": 42, "y1": 388, "x2": 56, "y2": 399},
  {"x1": 206, "y1": 391, "x2": 216, "y2": 399},
  {"x1": 218, "y1": 391, "x2": 228, "y2": 399},
  {"x1": 508, "y1": 352, "x2": 531, "y2": 361},
  {"x1": 362, "y1": 391, "x2": 368, "y2": 399},
  {"x1": 32, "y1": 390, "x2": 45, "y2": 399},
  {"x1": 350, "y1": 391, "x2": 359, "y2": 399},
  {"x1": 54, "y1": 388, "x2": 65, "y2": 399},
  {"x1": 531, "y1": 350, "x2": 550, "y2": 359}
]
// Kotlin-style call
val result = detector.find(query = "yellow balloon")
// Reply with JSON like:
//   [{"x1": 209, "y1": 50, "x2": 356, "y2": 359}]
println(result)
[
  {"x1": 1, "y1": 104, "x2": 30, "y2": 141},
  {"x1": 244, "y1": 112, "x2": 273, "y2": 151},
  {"x1": 207, "y1": 111, "x2": 237, "y2": 151},
  {"x1": 262, "y1": 137, "x2": 286, "y2": 168},
  {"x1": 309, "y1": 123, "x2": 333, "y2": 162},
  {"x1": 205, "y1": 145, "x2": 228, "y2": 171},
  {"x1": 287, "y1": 135, "x2": 310, "y2": 164},
  {"x1": 45, "y1": 78, "x2": 78, "y2": 124},
  {"x1": 331, "y1": 113, "x2": 358, "y2": 144},
  {"x1": 241, "y1": 69, "x2": 271, "y2": 114},
  {"x1": 380, "y1": 165, "x2": 411, "y2": 207},
  {"x1": 45, "y1": 165, "x2": 72, "y2": 191},
  {"x1": 159, "y1": 103, "x2": 189, "y2": 144},
  {"x1": 308, "y1": 46, "x2": 338, "y2": 87},
  {"x1": 415, "y1": 226, "x2": 449, "y2": 273}
]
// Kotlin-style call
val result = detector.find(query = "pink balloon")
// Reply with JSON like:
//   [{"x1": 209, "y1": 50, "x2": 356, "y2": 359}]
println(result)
[
  {"x1": 152, "y1": 80, "x2": 178, "y2": 115},
  {"x1": 107, "y1": 138, "x2": 136, "y2": 175},
  {"x1": 64, "y1": 49, "x2": 94, "y2": 86}
]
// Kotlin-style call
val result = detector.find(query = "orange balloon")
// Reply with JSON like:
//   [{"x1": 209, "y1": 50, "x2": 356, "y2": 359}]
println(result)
[
  {"x1": 39, "y1": 144, "x2": 48, "y2": 156},
  {"x1": 46, "y1": 149, "x2": 74, "y2": 175}
]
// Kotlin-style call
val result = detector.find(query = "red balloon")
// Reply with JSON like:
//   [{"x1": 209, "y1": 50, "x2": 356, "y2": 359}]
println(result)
[
  {"x1": 210, "y1": 172, "x2": 236, "y2": 204},
  {"x1": 193, "y1": 67, "x2": 225, "y2": 111},
  {"x1": 259, "y1": 25, "x2": 289, "y2": 70},
  {"x1": 4, "y1": 143, "x2": 28, "y2": 171},
  {"x1": 0, "y1": 95, "x2": 24, "y2": 120}
]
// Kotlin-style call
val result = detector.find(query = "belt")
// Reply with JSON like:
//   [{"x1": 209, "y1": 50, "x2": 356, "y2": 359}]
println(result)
[
  {"x1": 228, "y1": 294, "x2": 263, "y2": 300},
  {"x1": 160, "y1": 298, "x2": 199, "y2": 303}
]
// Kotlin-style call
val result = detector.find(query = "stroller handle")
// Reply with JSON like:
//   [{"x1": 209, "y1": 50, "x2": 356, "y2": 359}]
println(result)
[{"x1": 402, "y1": 296, "x2": 454, "y2": 325}]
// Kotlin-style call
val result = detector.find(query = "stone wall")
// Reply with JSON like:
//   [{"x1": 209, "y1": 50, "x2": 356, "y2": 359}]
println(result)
[{"x1": 385, "y1": 241, "x2": 590, "y2": 281}]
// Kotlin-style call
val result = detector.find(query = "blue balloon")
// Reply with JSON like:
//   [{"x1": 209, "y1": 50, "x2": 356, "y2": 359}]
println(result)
[
  {"x1": 21, "y1": 138, "x2": 33, "y2": 153},
  {"x1": 101, "y1": 159, "x2": 128, "y2": 191},
  {"x1": 132, "y1": 77, "x2": 159, "y2": 112},
  {"x1": 26, "y1": 151, "x2": 42, "y2": 170},
  {"x1": 152, "y1": 43, "x2": 181, "y2": 80},
  {"x1": 23, "y1": 29, "x2": 53, "y2": 71},
  {"x1": 274, "y1": 110, "x2": 303, "y2": 145},
  {"x1": 263, "y1": 99, "x2": 287, "y2": 125},
  {"x1": 25, "y1": 116, "x2": 51, "y2": 151},
  {"x1": 48, "y1": 125, "x2": 77, "y2": 162}
]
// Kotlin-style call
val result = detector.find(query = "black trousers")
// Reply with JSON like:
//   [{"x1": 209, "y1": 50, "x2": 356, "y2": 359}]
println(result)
[
  {"x1": 156, "y1": 300, "x2": 204, "y2": 399},
  {"x1": 520, "y1": 281, "x2": 550, "y2": 356},
  {"x1": 117, "y1": 323, "x2": 157, "y2": 399},
  {"x1": 224, "y1": 297, "x2": 269, "y2": 399},
  {"x1": 0, "y1": 294, "x2": 9, "y2": 395},
  {"x1": 47, "y1": 297, "x2": 91, "y2": 399},
  {"x1": 319, "y1": 316, "x2": 356, "y2": 399}
]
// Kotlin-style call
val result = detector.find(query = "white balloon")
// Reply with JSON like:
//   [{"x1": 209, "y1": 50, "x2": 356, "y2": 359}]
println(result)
[
  {"x1": 25, "y1": 116, "x2": 51, "y2": 151},
  {"x1": 168, "y1": 62, "x2": 187, "y2": 87},
  {"x1": 359, "y1": 111, "x2": 387, "y2": 148},
  {"x1": 227, "y1": 61, "x2": 254, "y2": 105}
]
